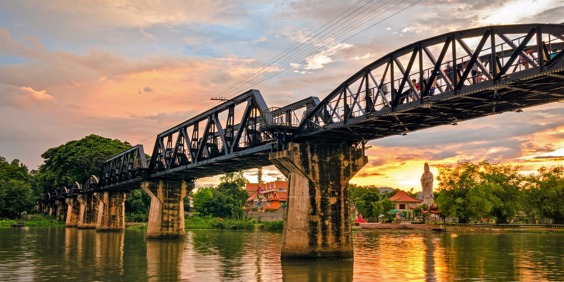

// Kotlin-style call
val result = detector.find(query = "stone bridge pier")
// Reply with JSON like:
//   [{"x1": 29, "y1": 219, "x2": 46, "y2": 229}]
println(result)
[
  {"x1": 77, "y1": 194, "x2": 99, "y2": 229},
  {"x1": 142, "y1": 179, "x2": 191, "y2": 238},
  {"x1": 55, "y1": 200, "x2": 67, "y2": 221},
  {"x1": 95, "y1": 191, "x2": 127, "y2": 231},
  {"x1": 270, "y1": 142, "x2": 367, "y2": 259},
  {"x1": 65, "y1": 197, "x2": 81, "y2": 227}
]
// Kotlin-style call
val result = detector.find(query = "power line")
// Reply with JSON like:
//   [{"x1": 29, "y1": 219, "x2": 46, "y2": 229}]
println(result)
[{"x1": 134, "y1": 0, "x2": 422, "y2": 146}]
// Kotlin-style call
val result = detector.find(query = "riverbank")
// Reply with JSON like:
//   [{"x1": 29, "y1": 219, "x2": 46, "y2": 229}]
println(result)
[
  {"x1": 357, "y1": 222, "x2": 564, "y2": 233},
  {"x1": 0, "y1": 215, "x2": 285, "y2": 231},
  {"x1": 0, "y1": 214, "x2": 63, "y2": 227},
  {"x1": 127, "y1": 217, "x2": 285, "y2": 231}
]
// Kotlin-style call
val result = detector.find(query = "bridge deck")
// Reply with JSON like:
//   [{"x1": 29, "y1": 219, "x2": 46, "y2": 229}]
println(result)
[{"x1": 294, "y1": 67, "x2": 564, "y2": 143}]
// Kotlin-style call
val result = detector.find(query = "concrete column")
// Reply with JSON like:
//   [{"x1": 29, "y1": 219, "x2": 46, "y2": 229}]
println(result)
[
  {"x1": 95, "y1": 191, "x2": 127, "y2": 231},
  {"x1": 77, "y1": 194, "x2": 99, "y2": 229},
  {"x1": 270, "y1": 142, "x2": 367, "y2": 259},
  {"x1": 48, "y1": 203, "x2": 54, "y2": 216},
  {"x1": 142, "y1": 180, "x2": 191, "y2": 239},
  {"x1": 55, "y1": 200, "x2": 67, "y2": 221},
  {"x1": 65, "y1": 197, "x2": 81, "y2": 227}
]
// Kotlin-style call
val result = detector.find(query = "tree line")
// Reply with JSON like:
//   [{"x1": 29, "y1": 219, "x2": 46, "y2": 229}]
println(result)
[
  {"x1": 0, "y1": 134, "x2": 563, "y2": 225},
  {"x1": 0, "y1": 134, "x2": 250, "y2": 220},
  {"x1": 435, "y1": 161, "x2": 564, "y2": 224},
  {"x1": 351, "y1": 161, "x2": 564, "y2": 224}
]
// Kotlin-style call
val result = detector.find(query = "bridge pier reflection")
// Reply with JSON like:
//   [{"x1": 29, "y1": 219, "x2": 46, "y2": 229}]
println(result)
[
  {"x1": 146, "y1": 238, "x2": 185, "y2": 281},
  {"x1": 142, "y1": 179, "x2": 191, "y2": 238},
  {"x1": 282, "y1": 259, "x2": 353, "y2": 281},
  {"x1": 270, "y1": 142, "x2": 367, "y2": 259},
  {"x1": 95, "y1": 191, "x2": 126, "y2": 231}
]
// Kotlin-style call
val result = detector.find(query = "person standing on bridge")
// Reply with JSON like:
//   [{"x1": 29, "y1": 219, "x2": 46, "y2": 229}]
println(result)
[
  {"x1": 520, "y1": 48, "x2": 534, "y2": 69},
  {"x1": 471, "y1": 63, "x2": 479, "y2": 84}
]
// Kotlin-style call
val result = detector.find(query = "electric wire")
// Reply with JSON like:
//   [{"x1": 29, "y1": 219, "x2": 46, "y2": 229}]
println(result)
[{"x1": 134, "y1": 0, "x2": 422, "y2": 146}]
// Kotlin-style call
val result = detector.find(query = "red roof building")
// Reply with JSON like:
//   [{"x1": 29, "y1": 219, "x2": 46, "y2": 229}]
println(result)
[
  {"x1": 245, "y1": 181, "x2": 288, "y2": 211},
  {"x1": 389, "y1": 190, "x2": 422, "y2": 210}
]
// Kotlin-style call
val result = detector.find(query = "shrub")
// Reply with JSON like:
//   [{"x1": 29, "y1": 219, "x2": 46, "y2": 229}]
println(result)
[{"x1": 260, "y1": 220, "x2": 284, "y2": 232}]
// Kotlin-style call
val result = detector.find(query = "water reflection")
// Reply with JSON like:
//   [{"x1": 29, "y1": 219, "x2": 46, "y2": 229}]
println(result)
[
  {"x1": 182, "y1": 230, "x2": 283, "y2": 281},
  {"x1": 146, "y1": 238, "x2": 184, "y2": 281},
  {"x1": 282, "y1": 259, "x2": 353, "y2": 282},
  {"x1": 0, "y1": 228, "x2": 563, "y2": 281}
]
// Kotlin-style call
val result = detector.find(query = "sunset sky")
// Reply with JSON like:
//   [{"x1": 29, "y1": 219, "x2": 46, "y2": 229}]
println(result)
[{"x1": 1, "y1": 0, "x2": 563, "y2": 190}]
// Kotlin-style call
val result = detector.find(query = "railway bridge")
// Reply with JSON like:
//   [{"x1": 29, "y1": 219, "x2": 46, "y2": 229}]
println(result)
[{"x1": 42, "y1": 24, "x2": 564, "y2": 259}]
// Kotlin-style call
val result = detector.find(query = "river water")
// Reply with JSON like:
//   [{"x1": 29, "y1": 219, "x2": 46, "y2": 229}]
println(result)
[{"x1": 0, "y1": 227, "x2": 562, "y2": 281}]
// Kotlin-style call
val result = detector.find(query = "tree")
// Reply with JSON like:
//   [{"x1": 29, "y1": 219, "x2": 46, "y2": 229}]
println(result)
[
  {"x1": 525, "y1": 166, "x2": 564, "y2": 224},
  {"x1": 479, "y1": 162, "x2": 522, "y2": 223},
  {"x1": 217, "y1": 172, "x2": 249, "y2": 203},
  {"x1": 34, "y1": 134, "x2": 131, "y2": 192},
  {"x1": 435, "y1": 161, "x2": 492, "y2": 223},
  {"x1": 0, "y1": 179, "x2": 35, "y2": 218},
  {"x1": 0, "y1": 156, "x2": 35, "y2": 218},
  {"x1": 125, "y1": 189, "x2": 151, "y2": 222},
  {"x1": 371, "y1": 198, "x2": 394, "y2": 222},
  {"x1": 436, "y1": 160, "x2": 524, "y2": 223},
  {"x1": 191, "y1": 172, "x2": 249, "y2": 219},
  {"x1": 349, "y1": 185, "x2": 381, "y2": 221}
]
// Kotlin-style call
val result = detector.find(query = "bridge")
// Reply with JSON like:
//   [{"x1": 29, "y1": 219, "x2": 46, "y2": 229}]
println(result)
[{"x1": 41, "y1": 24, "x2": 564, "y2": 258}]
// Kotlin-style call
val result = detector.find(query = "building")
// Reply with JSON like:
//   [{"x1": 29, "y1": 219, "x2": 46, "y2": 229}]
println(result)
[
  {"x1": 389, "y1": 190, "x2": 422, "y2": 211},
  {"x1": 245, "y1": 180, "x2": 288, "y2": 212}
]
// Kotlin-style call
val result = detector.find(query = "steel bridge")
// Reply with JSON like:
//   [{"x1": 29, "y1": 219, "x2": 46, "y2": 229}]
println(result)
[{"x1": 44, "y1": 23, "x2": 563, "y2": 195}]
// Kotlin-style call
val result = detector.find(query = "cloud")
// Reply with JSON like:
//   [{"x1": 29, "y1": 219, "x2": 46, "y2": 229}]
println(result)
[{"x1": 0, "y1": 83, "x2": 54, "y2": 109}]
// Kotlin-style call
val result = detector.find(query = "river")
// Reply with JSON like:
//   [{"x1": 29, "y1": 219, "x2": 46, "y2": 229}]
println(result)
[{"x1": 0, "y1": 227, "x2": 562, "y2": 281}]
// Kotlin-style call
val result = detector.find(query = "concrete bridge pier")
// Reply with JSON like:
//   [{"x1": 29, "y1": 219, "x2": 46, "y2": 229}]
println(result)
[
  {"x1": 55, "y1": 200, "x2": 67, "y2": 221},
  {"x1": 270, "y1": 142, "x2": 367, "y2": 259},
  {"x1": 65, "y1": 197, "x2": 81, "y2": 227},
  {"x1": 47, "y1": 202, "x2": 55, "y2": 216},
  {"x1": 142, "y1": 179, "x2": 191, "y2": 239},
  {"x1": 77, "y1": 194, "x2": 99, "y2": 229},
  {"x1": 95, "y1": 191, "x2": 127, "y2": 231}
]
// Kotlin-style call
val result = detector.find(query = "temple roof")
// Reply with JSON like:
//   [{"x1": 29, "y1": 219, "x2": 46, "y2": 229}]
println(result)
[{"x1": 389, "y1": 190, "x2": 422, "y2": 203}]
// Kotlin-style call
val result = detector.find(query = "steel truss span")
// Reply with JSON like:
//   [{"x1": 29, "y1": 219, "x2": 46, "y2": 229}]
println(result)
[
  {"x1": 147, "y1": 90, "x2": 318, "y2": 180},
  {"x1": 99, "y1": 145, "x2": 147, "y2": 191},
  {"x1": 45, "y1": 23, "x2": 563, "y2": 194},
  {"x1": 292, "y1": 24, "x2": 564, "y2": 144}
]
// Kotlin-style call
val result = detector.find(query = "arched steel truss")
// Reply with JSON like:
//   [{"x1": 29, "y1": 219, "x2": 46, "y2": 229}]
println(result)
[
  {"x1": 147, "y1": 89, "x2": 273, "y2": 179},
  {"x1": 99, "y1": 145, "x2": 147, "y2": 190},
  {"x1": 293, "y1": 23, "x2": 564, "y2": 143},
  {"x1": 147, "y1": 90, "x2": 319, "y2": 180}
]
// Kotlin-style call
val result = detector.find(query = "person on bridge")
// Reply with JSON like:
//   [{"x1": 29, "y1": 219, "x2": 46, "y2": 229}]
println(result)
[
  {"x1": 412, "y1": 79, "x2": 420, "y2": 94},
  {"x1": 520, "y1": 48, "x2": 534, "y2": 69},
  {"x1": 471, "y1": 63, "x2": 479, "y2": 84}
]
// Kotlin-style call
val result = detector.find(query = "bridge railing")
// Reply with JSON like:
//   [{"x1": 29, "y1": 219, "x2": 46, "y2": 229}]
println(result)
[
  {"x1": 294, "y1": 24, "x2": 564, "y2": 141},
  {"x1": 340, "y1": 32, "x2": 563, "y2": 119}
]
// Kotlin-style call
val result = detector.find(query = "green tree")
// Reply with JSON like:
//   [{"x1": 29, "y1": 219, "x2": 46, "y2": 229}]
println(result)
[
  {"x1": 435, "y1": 160, "x2": 524, "y2": 223},
  {"x1": 0, "y1": 179, "x2": 35, "y2": 218},
  {"x1": 525, "y1": 166, "x2": 564, "y2": 224},
  {"x1": 0, "y1": 157, "x2": 35, "y2": 218},
  {"x1": 480, "y1": 162, "x2": 522, "y2": 223},
  {"x1": 191, "y1": 172, "x2": 249, "y2": 219},
  {"x1": 125, "y1": 189, "x2": 151, "y2": 222},
  {"x1": 435, "y1": 161, "x2": 492, "y2": 223},
  {"x1": 371, "y1": 198, "x2": 394, "y2": 222},
  {"x1": 218, "y1": 172, "x2": 249, "y2": 203},
  {"x1": 192, "y1": 187, "x2": 243, "y2": 218},
  {"x1": 35, "y1": 134, "x2": 131, "y2": 192},
  {"x1": 350, "y1": 185, "x2": 381, "y2": 221}
]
